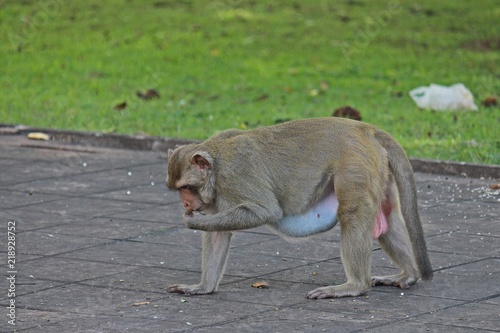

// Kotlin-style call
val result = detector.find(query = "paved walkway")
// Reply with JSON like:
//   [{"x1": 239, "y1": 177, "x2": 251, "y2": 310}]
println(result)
[{"x1": 0, "y1": 134, "x2": 499, "y2": 332}]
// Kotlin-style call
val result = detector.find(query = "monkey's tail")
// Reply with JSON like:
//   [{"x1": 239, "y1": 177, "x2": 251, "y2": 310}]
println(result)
[{"x1": 375, "y1": 130, "x2": 434, "y2": 281}]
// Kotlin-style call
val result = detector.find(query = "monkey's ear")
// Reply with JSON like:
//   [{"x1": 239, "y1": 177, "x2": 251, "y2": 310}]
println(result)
[
  {"x1": 191, "y1": 151, "x2": 213, "y2": 170},
  {"x1": 167, "y1": 149, "x2": 174, "y2": 159}
]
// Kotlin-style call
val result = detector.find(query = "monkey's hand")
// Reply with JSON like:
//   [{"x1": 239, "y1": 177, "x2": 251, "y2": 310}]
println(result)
[
  {"x1": 167, "y1": 283, "x2": 215, "y2": 296},
  {"x1": 183, "y1": 210, "x2": 208, "y2": 230}
]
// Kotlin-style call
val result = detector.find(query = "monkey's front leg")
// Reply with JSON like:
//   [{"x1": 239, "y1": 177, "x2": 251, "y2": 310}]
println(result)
[
  {"x1": 183, "y1": 203, "x2": 282, "y2": 232},
  {"x1": 168, "y1": 231, "x2": 232, "y2": 296}
]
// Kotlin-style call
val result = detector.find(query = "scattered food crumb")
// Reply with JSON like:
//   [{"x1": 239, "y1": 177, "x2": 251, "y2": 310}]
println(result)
[
  {"x1": 132, "y1": 301, "x2": 150, "y2": 307},
  {"x1": 27, "y1": 132, "x2": 50, "y2": 141},
  {"x1": 251, "y1": 281, "x2": 270, "y2": 289}
]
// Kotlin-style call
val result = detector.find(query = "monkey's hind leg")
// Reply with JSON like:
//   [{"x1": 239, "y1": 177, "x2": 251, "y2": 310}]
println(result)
[
  {"x1": 307, "y1": 202, "x2": 374, "y2": 299},
  {"x1": 168, "y1": 231, "x2": 232, "y2": 296},
  {"x1": 371, "y1": 183, "x2": 420, "y2": 289}
]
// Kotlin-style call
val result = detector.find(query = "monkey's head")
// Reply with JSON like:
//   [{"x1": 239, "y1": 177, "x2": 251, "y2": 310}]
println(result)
[{"x1": 167, "y1": 145, "x2": 216, "y2": 216}]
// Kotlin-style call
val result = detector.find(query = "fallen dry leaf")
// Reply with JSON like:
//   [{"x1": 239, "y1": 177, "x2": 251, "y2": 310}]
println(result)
[
  {"x1": 27, "y1": 132, "x2": 50, "y2": 141},
  {"x1": 255, "y1": 94, "x2": 269, "y2": 102},
  {"x1": 482, "y1": 96, "x2": 497, "y2": 107},
  {"x1": 132, "y1": 301, "x2": 150, "y2": 307},
  {"x1": 332, "y1": 106, "x2": 362, "y2": 121},
  {"x1": 114, "y1": 101, "x2": 127, "y2": 110},
  {"x1": 136, "y1": 89, "x2": 160, "y2": 100},
  {"x1": 489, "y1": 184, "x2": 500, "y2": 190},
  {"x1": 251, "y1": 281, "x2": 270, "y2": 289}
]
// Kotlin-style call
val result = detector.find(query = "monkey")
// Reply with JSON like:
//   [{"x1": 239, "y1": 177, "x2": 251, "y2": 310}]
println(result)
[{"x1": 165, "y1": 117, "x2": 433, "y2": 299}]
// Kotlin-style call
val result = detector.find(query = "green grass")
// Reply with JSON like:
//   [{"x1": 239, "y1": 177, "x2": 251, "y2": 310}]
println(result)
[{"x1": 0, "y1": 0, "x2": 499, "y2": 164}]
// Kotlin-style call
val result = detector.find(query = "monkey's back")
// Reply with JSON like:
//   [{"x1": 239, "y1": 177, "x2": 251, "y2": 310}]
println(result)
[{"x1": 203, "y1": 117, "x2": 388, "y2": 215}]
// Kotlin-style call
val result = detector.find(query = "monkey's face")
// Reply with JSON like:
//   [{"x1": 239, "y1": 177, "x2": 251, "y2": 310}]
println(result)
[
  {"x1": 178, "y1": 185, "x2": 206, "y2": 216},
  {"x1": 167, "y1": 146, "x2": 216, "y2": 216}
]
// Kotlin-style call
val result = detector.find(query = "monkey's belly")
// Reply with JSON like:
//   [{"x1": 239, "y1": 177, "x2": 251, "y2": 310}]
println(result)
[{"x1": 272, "y1": 193, "x2": 339, "y2": 237}]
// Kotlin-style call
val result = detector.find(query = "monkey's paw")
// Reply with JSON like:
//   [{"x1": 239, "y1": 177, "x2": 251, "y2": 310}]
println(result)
[
  {"x1": 307, "y1": 283, "x2": 370, "y2": 299},
  {"x1": 184, "y1": 210, "x2": 205, "y2": 218},
  {"x1": 371, "y1": 273, "x2": 418, "y2": 289},
  {"x1": 167, "y1": 284, "x2": 214, "y2": 296},
  {"x1": 183, "y1": 211, "x2": 206, "y2": 229}
]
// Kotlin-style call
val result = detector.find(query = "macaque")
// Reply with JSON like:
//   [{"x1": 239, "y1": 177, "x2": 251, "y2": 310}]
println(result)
[{"x1": 166, "y1": 118, "x2": 433, "y2": 299}]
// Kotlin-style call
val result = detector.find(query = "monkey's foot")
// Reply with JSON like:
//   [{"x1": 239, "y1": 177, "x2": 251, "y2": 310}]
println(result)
[
  {"x1": 306, "y1": 283, "x2": 370, "y2": 299},
  {"x1": 167, "y1": 284, "x2": 214, "y2": 296},
  {"x1": 371, "y1": 273, "x2": 418, "y2": 289}
]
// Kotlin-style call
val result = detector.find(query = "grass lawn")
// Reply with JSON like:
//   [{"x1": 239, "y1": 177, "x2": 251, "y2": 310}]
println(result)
[{"x1": 1, "y1": 0, "x2": 499, "y2": 164}]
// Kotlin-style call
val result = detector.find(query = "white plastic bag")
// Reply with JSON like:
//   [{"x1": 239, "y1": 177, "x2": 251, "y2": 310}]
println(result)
[{"x1": 409, "y1": 83, "x2": 478, "y2": 111}]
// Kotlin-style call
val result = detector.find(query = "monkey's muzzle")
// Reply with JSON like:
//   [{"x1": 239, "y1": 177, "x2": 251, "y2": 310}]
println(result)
[{"x1": 184, "y1": 210, "x2": 205, "y2": 217}]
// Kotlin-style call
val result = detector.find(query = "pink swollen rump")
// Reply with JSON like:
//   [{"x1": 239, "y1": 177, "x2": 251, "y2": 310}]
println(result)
[{"x1": 372, "y1": 201, "x2": 391, "y2": 239}]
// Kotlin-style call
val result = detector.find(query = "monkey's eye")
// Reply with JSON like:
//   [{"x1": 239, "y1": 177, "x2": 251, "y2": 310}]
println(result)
[{"x1": 178, "y1": 185, "x2": 195, "y2": 192}]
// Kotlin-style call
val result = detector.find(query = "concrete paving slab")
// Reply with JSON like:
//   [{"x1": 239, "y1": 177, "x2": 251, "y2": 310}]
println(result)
[
  {"x1": 19, "y1": 197, "x2": 157, "y2": 218},
  {"x1": 0, "y1": 209, "x2": 87, "y2": 232},
  {"x1": 0, "y1": 134, "x2": 499, "y2": 332},
  {"x1": 0, "y1": 191, "x2": 66, "y2": 211},
  {"x1": 106, "y1": 203, "x2": 183, "y2": 224}
]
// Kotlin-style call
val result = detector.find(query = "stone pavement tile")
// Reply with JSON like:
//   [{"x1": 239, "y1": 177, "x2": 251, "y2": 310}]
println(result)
[
  {"x1": 0, "y1": 155, "x2": 21, "y2": 168},
  {"x1": 426, "y1": 232, "x2": 499, "y2": 257},
  {"x1": 14, "y1": 284, "x2": 280, "y2": 332},
  {"x1": 257, "y1": 258, "x2": 434, "y2": 298},
  {"x1": 19, "y1": 197, "x2": 157, "y2": 218},
  {"x1": 19, "y1": 311, "x2": 189, "y2": 333},
  {"x1": 371, "y1": 248, "x2": 482, "y2": 272},
  {"x1": 131, "y1": 227, "x2": 278, "y2": 249},
  {"x1": 226, "y1": 233, "x2": 340, "y2": 262},
  {"x1": 39, "y1": 216, "x2": 175, "y2": 240},
  {"x1": 295, "y1": 291, "x2": 462, "y2": 324},
  {"x1": 0, "y1": 145, "x2": 96, "y2": 162},
  {"x1": 484, "y1": 295, "x2": 500, "y2": 306},
  {"x1": 1, "y1": 159, "x2": 93, "y2": 187},
  {"x1": 58, "y1": 240, "x2": 198, "y2": 269},
  {"x1": 146, "y1": 294, "x2": 283, "y2": 329},
  {"x1": 16, "y1": 230, "x2": 109, "y2": 257},
  {"x1": 415, "y1": 173, "x2": 494, "y2": 196},
  {"x1": 12, "y1": 283, "x2": 164, "y2": 318},
  {"x1": 191, "y1": 292, "x2": 462, "y2": 333},
  {"x1": 403, "y1": 302, "x2": 500, "y2": 332},
  {"x1": 0, "y1": 209, "x2": 88, "y2": 232},
  {"x1": 230, "y1": 259, "x2": 345, "y2": 291},
  {"x1": 410, "y1": 259, "x2": 499, "y2": 301},
  {"x1": 5, "y1": 167, "x2": 161, "y2": 197},
  {"x1": 57, "y1": 239, "x2": 318, "y2": 282},
  {"x1": 78, "y1": 266, "x2": 243, "y2": 294},
  {"x1": 223, "y1": 249, "x2": 318, "y2": 280},
  {"x1": 16, "y1": 256, "x2": 137, "y2": 285},
  {"x1": 12, "y1": 309, "x2": 80, "y2": 332},
  {"x1": 5, "y1": 176, "x2": 122, "y2": 197},
  {"x1": 189, "y1": 305, "x2": 386, "y2": 333},
  {"x1": 13, "y1": 278, "x2": 67, "y2": 297},
  {"x1": 0, "y1": 190, "x2": 65, "y2": 210},
  {"x1": 230, "y1": 230, "x2": 281, "y2": 248},
  {"x1": 423, "y1": 200, "x2": 499, "y2": 221},
  {"x1": 88, "y1": 183, "x2": 180, "y2": 204},
  {"x1": 107, "y1": 202, "x2": 184, "y2": 223},
  {"x1": 361, "y1": 321, "x2": 494, "y2": 333},
  {"x1": 209, "y1": 278, "x2": 320, "y2": 306},
  {"x1": 420, "y1": 207, "x2": 498, "y2": 236},
  {"x1": 0, "y1": 141, "x2": 164, "y2": 166}
]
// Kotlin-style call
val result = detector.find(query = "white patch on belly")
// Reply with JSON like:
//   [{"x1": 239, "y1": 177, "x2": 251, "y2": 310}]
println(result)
[{"x1": 271, "y1": 192, "x2": 339, "y2": 237}]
